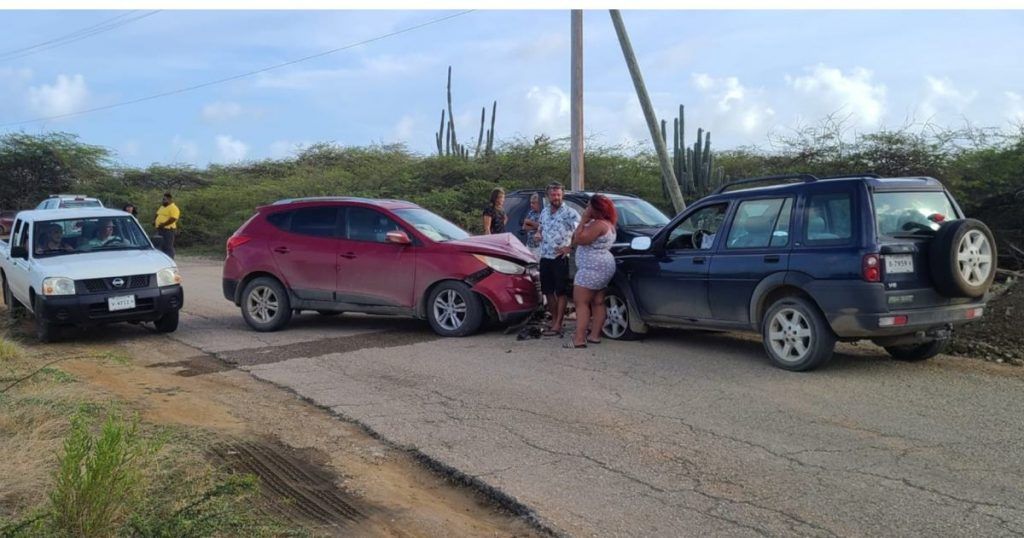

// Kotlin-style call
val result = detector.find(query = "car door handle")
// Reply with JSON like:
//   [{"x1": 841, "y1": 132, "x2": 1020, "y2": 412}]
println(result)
[
  {"x1": 692, "y1": 256, "x2": 705, "y2": 264},
  {"x1": 273, "y1": 246, "x2": 290, "y2": 254},
  {"x1": 339, "y1": 252, "x2": 357, "y2": 259},
  {"x1": 764, "y1": 255, "x2": 781, "y2": 263}
]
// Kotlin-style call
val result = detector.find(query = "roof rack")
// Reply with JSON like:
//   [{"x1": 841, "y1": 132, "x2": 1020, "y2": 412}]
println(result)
[
  {"x1": 712, "y1": 174, "x2": 819, "y2": 195},
  {"x1": 819, "y1": 173, "x2": 881, "y2": 180}
]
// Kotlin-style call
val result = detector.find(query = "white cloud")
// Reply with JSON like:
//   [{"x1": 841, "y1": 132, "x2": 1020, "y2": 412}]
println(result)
[
  {"x1": 690, "y1": 73, "x2": 775, "y2": 134},
  {"x1": 216, "y1": 135, "x2": 249, "y2": 163},
  {"x1": 27, "y1": 74, "x2": 88, "y2": 117},
  {"x1": 171, "y1": 136, "x2": 199, "y2": 162},
  {"x1": 1008, "y1": 92, "x2": 1024, "y2": 125},
  {"x1": 268, "y1": 140, "x2": 308, "y2": 159},
  {"x1": 786, "y1": 65, "x2": 887, "y2": 127},
  {"x1": 920, "y1": 76, "x2": 976, "y2": 120},
  {"x1": 525, "y1": 85, "x2": 570, "y2": 137},
  {"x1": 393, "y1": 115, "x2": 416, "y2": 142},
  {"x1": 201, "y1": 101, "x2": 244, "y2": 122}
]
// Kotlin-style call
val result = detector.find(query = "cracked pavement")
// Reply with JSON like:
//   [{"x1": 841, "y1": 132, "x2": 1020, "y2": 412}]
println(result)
[{"x1": 160, "y1": 259, "x2": 1024, "y2": 536}]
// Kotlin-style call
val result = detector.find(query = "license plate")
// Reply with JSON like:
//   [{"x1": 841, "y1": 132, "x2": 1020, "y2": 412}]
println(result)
[
  {"x1": 885, "y1": 254, "x2": 914, "y2": 274},
  {"x1": 107, "y1": 295, "x2": 136, "y2": 311}
]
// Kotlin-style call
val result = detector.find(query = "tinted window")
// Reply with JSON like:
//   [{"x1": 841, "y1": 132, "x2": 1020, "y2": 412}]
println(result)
[
  {"x1": 873, "y1": 191, "x2": 957, "y2": 237},
  {"x1": 666, "y1": 203, "x2": 729, "y2": 250},
  {"x1": 289, "y1": 207, "x2": 338, "y2": 238},
  {"x1": 346, "y1": 206, "x2": 402, "y2": 243},
  {"x1": 805, "y1": 193, "x2": 852, "y2": 243},
  {"x1": 727, "y1": 198, "x2": 792, "y2": 249},
  {"x1": 266, "y1": 211, "x2": 290, "y2": 230}
]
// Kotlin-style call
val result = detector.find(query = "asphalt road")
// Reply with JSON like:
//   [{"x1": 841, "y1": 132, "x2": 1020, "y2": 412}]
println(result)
[{"x1": 141, "y1": 259, "x2": 1024, "y2": 536}]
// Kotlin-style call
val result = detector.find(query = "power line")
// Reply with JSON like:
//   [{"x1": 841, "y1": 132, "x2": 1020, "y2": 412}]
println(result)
[
  {"x1": 0, "y1": 10, "x2": 473, "y2": 128},
  {"x1": 0, "y1": 11, "x2": 160, "y2": 62}
]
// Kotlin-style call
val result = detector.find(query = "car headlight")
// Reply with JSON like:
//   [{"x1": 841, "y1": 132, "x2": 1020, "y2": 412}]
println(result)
[
  {"x1": 42, "y1": 277, "x2": 75, "y2": 296},
  {"x1": 156, "y1": 267, "x2": 182, "y2": 287},
  {"x1": 472, "y1": 254, "x2": 525, "y2": 275}
]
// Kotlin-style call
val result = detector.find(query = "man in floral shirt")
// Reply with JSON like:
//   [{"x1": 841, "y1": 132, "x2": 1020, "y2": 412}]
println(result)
[{"x1": 537, "y1": 182, "x2": 580, "y2": 336}]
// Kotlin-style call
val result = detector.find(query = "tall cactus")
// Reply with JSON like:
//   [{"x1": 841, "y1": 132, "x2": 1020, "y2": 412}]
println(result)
[
  {"x1": 665, "y1": 105, "x2": 726, "y2": 198},
  {"x1": 433, "y1": 67, "x2": 498, "y2": 160}
]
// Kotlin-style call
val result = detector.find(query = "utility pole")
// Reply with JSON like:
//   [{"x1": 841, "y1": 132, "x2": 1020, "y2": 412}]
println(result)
[
  {"x1": 609, "y1": 9, "x2": 686, "y2": 212},
  {"x1": 570, "y1": 9, "x2": 584, "y2": 191}
]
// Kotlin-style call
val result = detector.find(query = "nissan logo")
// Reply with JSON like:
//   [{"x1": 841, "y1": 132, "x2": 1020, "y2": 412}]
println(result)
[{"x1": 111, "y1": 278, "x2": 125, "y2": 288}]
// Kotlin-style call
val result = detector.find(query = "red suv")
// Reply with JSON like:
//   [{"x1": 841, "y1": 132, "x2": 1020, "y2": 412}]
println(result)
[{"x1": 222, "y1": 197, "x2": 540, "y2": 336}]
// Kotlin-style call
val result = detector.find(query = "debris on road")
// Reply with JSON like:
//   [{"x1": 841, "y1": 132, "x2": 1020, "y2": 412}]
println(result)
[{"x1": 950, "y1": 277, "x2": 1023, "y2": 365}]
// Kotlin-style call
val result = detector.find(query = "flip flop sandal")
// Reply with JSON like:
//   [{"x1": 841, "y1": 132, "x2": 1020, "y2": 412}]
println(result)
[
  {"x1": 542, "y1": 328, "x2": 563, "y2": 337},
  {"x1": 586, "y1": 339, "x2": 602, "y2": 344},
  {"x1": 562, "y1": 341, "x2": 587, "y2": 349}
]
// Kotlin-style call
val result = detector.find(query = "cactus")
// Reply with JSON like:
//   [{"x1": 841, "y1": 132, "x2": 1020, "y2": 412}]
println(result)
[
  {"x1": 664, "y1": 105, "x2": 726, "y2": 198},
  {"x1": 433, "y1": 67, "x2": 497, "y2": 160}
]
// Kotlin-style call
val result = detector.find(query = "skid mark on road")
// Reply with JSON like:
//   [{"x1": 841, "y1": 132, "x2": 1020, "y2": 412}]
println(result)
[
  {"x1": 148, "y1": 354, "x2": 233, "y2": 377},
  {"x1": 217, "y1": 323, "x2": 439, "y2": 367},
  {"x1": 210, "y1": 437, "x2": 370, "y2": 532}
]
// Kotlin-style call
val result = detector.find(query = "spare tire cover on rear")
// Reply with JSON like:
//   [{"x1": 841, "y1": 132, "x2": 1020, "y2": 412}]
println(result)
[{"x1": 929, "y1": 218, "x2": 996, "y2": 298}]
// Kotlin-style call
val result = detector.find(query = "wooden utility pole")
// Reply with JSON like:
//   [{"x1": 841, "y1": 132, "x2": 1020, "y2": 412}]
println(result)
[
  {"x1": 570, "y1": 9, "x2": 584, "y2": 191},
  {"x1": 609, "y1": 9, "x2": 686, "y2": 212}
]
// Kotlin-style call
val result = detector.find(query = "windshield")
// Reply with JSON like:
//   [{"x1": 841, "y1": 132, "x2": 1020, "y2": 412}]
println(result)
[
  {"x1": 873, "y1": 191, "x2": 958, "y2": 237},
  {"x1": 33, "y1": 216, "x2": 151, "y2": 258},
  {"x1": 393, "y1": 208, "x2": 470, "y2": 242},
  {"x1": 613, "y1": 198, "x2": 670, "y2": 228},
  {"x1": 60, "y1": 200, "x2": 102, "y2": 208}
]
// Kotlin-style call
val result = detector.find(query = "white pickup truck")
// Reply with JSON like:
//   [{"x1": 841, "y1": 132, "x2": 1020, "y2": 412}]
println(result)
[{"x1": 0, "y1": 208, "x2": 183, "y2": 342}]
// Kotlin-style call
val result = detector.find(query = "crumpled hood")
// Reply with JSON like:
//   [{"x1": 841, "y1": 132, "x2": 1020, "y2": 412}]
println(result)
[
  {"x1": 445, "y1": 233, "x2": 537, "y2": 264},
  {"x1": 32, "y1": 249, "x2": 175, "y2": 280}
]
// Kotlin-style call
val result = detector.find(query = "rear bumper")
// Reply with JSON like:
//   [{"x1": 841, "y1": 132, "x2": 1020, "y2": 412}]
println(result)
[
  {"x1": 37, "y1": 285, "x2": 183, "y2": 326},
  {"x1": 223, "y1": 278, "x2": 239, "y2": 304},
  {"x1": 832, "y1": 303, "x2": 984, "y2": 338},
  {"x1": 472, "y1": 270, "x2": 542, "y2": 322}
]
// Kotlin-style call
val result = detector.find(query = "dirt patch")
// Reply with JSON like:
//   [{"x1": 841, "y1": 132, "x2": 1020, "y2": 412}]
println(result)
[
  {"x1": 950, "y1": 278, "x2": 1024, "y2": 365},
  {"x1": 57, "y1": 338, "x2": 543, "y2": 537},
  {"x1": 210, "y1": 438, "x2": 367, "y2": 533}
]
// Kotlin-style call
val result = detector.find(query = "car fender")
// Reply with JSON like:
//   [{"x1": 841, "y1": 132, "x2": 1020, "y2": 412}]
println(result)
[
  {"x1": 747, "y1": 271, "x2": 791, "y2": 330},
  {"x1": 610, "y1": 272, "x2": 649, "y2": 334}
]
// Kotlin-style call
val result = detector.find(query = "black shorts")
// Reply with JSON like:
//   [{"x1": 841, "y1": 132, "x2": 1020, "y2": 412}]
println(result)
[{"x1": 539, "y1": 256, "x2": 571, "y2": 296}]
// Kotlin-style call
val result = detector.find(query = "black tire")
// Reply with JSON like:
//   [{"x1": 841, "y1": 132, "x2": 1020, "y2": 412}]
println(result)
[
  {"x1": 240, "y1": 277, "x2": 292, "y2": 332},
  {"x1": 154, "y1": 310, "x2": 179, "y2": 333},
  {"x1": 884, "y1": 340, "x2": 948, "y2": 362},
  {"x1": 426, "y1": 281, "x2": 484, "y2": 337},
  {"x1": 930, "y1": 219, "x2": 996, "y2": 299},
  {"x1": 3, "y1": 276, "x2": 23, "y2": 319},
  {"x1": 316, "y1": 310, "x2": 342, "y2": 317},
  {"x1": 34, "y1": 296, "x2": 56, "y2": 343},
  {"x1": 602, "y1": 288, "x2": 639, "y2": 340},
  {"x1": 761, "y1": 295, "x2": 836, "y2": 372}
]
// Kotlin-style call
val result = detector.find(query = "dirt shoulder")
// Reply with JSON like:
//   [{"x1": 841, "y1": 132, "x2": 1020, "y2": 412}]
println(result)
[{"x1": 2, "y1": 333, "x2": 543, "y2": 537}]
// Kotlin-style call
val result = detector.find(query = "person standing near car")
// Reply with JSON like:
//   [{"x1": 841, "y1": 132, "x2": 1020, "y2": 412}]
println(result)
[
  {"x1": 481, "y1": 187, "x2": 508, "y2": 235},
  {"x1": 154, "y1": 192, "x2": 180, "y2": 259},
  {"x1": 564, "y1": 194, "x2": 617, "y2": 349},
  {"x1": 122, "y1": 203, "x2": 138, "y2": 218},
  {"x1": 521, "y1": 192, "x2": 543, "y2": 258},
  {"x1": 537, "y1": 182, "x2": 580, "y2": 336}
]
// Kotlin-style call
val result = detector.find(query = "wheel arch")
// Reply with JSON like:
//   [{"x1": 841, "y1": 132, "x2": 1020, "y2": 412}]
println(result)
[
  {"x1": 749, "y1": 273, "x2": 824, "y2": 330},
  {"x1": 236, "y1": 270, "x2": 285, "y2": 305},
  {"x1": 417, "y1": 277, "x2": 494, "y2": 320}
]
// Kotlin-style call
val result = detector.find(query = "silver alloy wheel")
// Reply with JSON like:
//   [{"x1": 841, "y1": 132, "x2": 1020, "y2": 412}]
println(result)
[
  {"x1": 956, "y1": 229, "x2": 993, "y2": 286},
  {"x1": 768, "y1": 308, "x2": 813, "y2": 364},
  {"x1": 433, "y1": 289, "x2": 467, "y2": 331},
  {"x1": 247, "y1": 285, "x2": 279, "y2": 324},
  {"x1": 603, "y1": 294, "x2": 628, "y2": 339}
]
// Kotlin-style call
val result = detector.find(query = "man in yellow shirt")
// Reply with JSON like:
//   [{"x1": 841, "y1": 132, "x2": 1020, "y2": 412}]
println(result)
[{"x1": 155, "y1": 192, "x2": 180, "y2": 258}]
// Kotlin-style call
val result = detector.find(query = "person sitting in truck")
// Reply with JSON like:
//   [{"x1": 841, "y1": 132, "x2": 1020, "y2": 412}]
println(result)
[
  {"x1": 84, "y1": 219, "x2": 121, "y2": 249},
  {"x1": 35, "y1": 224, "x2": 73, "y2": 255}
]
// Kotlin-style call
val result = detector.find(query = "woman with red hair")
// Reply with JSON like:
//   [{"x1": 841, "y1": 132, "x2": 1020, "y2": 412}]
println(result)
[{"x1": 564, "y1": 194, "x2": 617, "y2": 349}]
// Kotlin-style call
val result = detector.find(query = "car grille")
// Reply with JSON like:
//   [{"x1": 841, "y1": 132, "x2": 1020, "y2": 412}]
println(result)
[{"x1": 78, "y1": 274, "x2": 153, "y2": 294}]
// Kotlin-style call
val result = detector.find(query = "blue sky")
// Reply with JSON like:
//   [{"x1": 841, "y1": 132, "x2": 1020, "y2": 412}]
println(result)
[{"x1": 1, "y1": 9, "x2": 1022, "y2": 167}]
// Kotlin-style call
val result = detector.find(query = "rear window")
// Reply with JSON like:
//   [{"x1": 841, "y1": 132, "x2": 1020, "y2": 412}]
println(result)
[{"x1": 873, "y1": 191, "x2": 957, "y2": 237}]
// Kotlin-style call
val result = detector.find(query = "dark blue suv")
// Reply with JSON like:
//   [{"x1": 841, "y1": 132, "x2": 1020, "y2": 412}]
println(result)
[{"x1": 603, "y1": 174, "x2": 996, "y2": 371}]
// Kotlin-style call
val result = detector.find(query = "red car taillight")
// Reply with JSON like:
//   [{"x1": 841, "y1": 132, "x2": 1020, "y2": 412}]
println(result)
[
  {"x1": 862, "y1": 253, "x2": 881, "y2": 282},
  {"x1": 226, "y1": 235, "x2": 251, "y2": 256}
]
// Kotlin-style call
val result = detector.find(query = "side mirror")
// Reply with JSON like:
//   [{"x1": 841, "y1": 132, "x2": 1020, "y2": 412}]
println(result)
[
  {"x1": 10, "y1": 246, "x2": 27, "y2": 259},
  {"x1": 386, "y1": 230, "x2": 412, "y2": 245},
  {"x1": 630, "y1": 236, "x2": 652, "y2": 252},
  {"x1": 150, "y1": 235, "x2": 164, "y2": 249}
]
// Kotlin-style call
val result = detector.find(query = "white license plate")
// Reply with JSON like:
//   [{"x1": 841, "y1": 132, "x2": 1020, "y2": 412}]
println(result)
[
  {"x1": 885, "y1": 254, "x2": 914, "y2": 274},
  {"x1": 107, "y1": 295, "x2": 136, "y2": 311}
]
